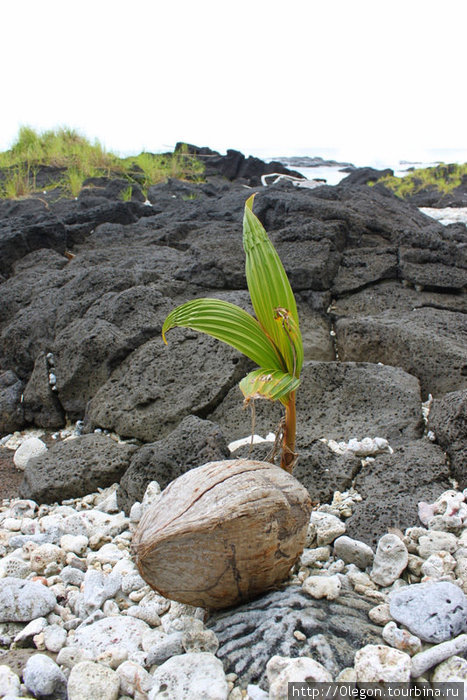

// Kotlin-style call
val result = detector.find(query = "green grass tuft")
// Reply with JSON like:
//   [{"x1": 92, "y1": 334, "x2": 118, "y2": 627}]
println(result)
[{"x1": 0, "y1": 126, "x2": 204, "y2": 199}]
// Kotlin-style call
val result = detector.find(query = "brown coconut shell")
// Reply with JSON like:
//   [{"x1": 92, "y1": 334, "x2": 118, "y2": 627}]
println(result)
[{"x1": 133, "y1": 459, "x2": 311, "y2": 609}]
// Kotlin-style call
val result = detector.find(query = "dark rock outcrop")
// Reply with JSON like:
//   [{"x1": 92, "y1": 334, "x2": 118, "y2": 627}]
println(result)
[
  {"x1": 429, "y1": 390, "x2": 467, "y2": 485},
  {"x1": 339, "y1": 167, "x2": 393, "y2": 187},
  {"x1": 336, "y1": 308, "x2": 467, "y2": 398},
  {"x1": 211, "y1": 361, "x2": 424, "y2": 447},
  {"x1": 345, "y1": 441, "x2": 452, "y2": 547},
  {"x1": 22, "y1": 352, "x2": 64, "y2": 429},
  {"x1": 117, "y1": 415, "x2": 230, "y2": 513},
  {"x1": 20, "y1": 434, "x2": 137, "y2": 503},
  {"x1": 0, "y1": 370, "x2": 25, "y2": 434},
  {"x1": 175, "y1": 143, "x2": 304, "y2": 186}
]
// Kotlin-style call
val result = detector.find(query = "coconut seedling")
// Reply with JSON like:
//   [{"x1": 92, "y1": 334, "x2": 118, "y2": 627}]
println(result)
[
  {"x1": 133, "y1": 196, "x2": 310, "y2": 609},
  {"x1": 162, "y1": 194, "x2": 303, "y2": 472}
]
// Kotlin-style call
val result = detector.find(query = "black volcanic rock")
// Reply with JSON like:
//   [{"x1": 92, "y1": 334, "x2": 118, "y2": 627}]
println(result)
[
  {"x1": 176, "y1": 143, "x2": 304, "y2": 186},
  {"x1": 0, "y1": 370, "x2": 25, "y2": 434},
  {"x1": 0, "y1": 149, "x2": 465, "y2": 522},
  {"x1": 345, "y1": 441, "x2": 452, "y2": 547},
  {"x1": 339, "y1": 166, "x2": 394, "y2": 186},
  {"x1": 20, "y1": 433, "x2": 137, "y2": 504},
  {"x1": 117, "y1": 415, "x2": 230, "y2": 513},
  {"x1": 429, "y1": 390, "x2": 467, "y2": 485}
]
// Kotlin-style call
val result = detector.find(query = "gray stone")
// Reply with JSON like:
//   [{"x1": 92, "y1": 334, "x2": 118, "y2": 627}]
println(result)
[
  {"x1": 53, "y1": 287, "x2": 172, "y2": 418},
  {"x1": 22, "y1": 352, "x2": 65, "y2": 429},
  {"x1": 19, "y1": 433, "x2": 137, "y2": 504},
  {"x1": 333, "y1": 280, "x2": 467, "y2": 318},
  {"x1": 389, "y1": 582, "x2": 467, "y2": 643},
  {"x1": 334, "y1": 536, "x2": 374, "y2": 570},
  {"x1": 345, "y1": 441, "x2": 452, "y2": 547},
  {"x1": 207, "y1": 585, "x2": 383, "y2": 689},
  {"x1": 212, "y1": 360, "x2": 424, "y2": 448},
  {"x1": 336, "y1": 307, "x2": 467, "y2": 398},
  {"x1": 411, "y1": 634, "x2": 467, "y2": 678},
  {"x1": 0, "y1": 578, "x2": 57, "y2": 622},
  {"x1": 429, "y1": 390, "x2": 467, "y2": 486},
  {"x1": 76, "y1": 569, "x2": 122, "y2": 617},
  {"x1": 182, "y1": 628, "x2": 219, "y2": 654},
  {"x1": 332, "y1": 248, "x2": 398, "y2": 295},
  {"x1": 418, "y1": 531, "x2": 458, "y2": 558},
  {"x1": 370, "y1": 534, "x2": 409, "y2": 587},
  {"x1": 117, "y1": 415, "x2": 230, "y2": 513},
  {"x1": 85, "y1": 331, "x2": 249, "y2": 442},
  {"x1": 0, "y1": 370, "x2": 25, "y2": 434},
  {"x1": 145, "y1": 632, "x2": 185, "y2": 666},
  {"x1": 23, "y1": 653, "x2": 67, "y2": 699}
]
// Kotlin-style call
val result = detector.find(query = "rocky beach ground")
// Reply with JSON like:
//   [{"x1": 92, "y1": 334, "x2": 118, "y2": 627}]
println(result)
[{"x1": 0, "y1": 149, "x2": 466, "y2": 698}]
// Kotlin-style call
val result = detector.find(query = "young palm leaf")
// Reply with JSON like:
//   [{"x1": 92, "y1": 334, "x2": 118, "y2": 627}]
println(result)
[{"x1": 162, "y1": 197, "x2": 303, "y2": 472}]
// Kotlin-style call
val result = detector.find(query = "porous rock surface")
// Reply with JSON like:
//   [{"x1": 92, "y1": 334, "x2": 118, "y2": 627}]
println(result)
[
  {"x1": 19, "y1": 433, "x2": 137, "y2": 504},
  {"x1": 117, "y1": 415, "x2": 230, "y2": 514},
  {"x1": 208, "y1": 585, "x2": 383, "y2": 688}
]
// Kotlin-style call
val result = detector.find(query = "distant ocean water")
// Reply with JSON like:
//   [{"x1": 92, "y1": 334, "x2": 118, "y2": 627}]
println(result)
[{"x1": 265, "y1": 148, "x2": 467, "y2": 187}]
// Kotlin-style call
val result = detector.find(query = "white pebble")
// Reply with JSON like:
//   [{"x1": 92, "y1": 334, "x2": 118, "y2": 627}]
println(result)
[
  {"x1": 382, "y1": 621, "x2": 422, "y2": 655},
  {"x1": 418, "y1": 531, "x2": 458, "y2": 558},
  {"x1": 411, "y1": 634, "x2": 467, "y2": 678},
  {"x1": 267, "y1": 655, "x2": 332, "y2": 699},
  {"x1": 354, "y1": 644, "x2": 411, "y2": 682},
  {"x1": 30, "y1": 543, "x2": 64, "y2": 574},
  {"x1": 43, "y1": 624, "x2": 67, "y2": 652},
  {"x1": 302, "y1": 574, "x2": 342, "y2": 600},
  {"x1": 60, "y1": 534, "x2": 89, "y2": 555},
  {"x1": 308, "y1": 512, "x2": 346, "y2": 546},
  {"x1": 14, "y1": 617, "x2": 47, "y2": 643},
  {"x1": 23, "y1": 653, "x2": 67, "y2": 698},
  {"x1": 117, "y1": 660, "x2": 153, "y2": 697},
  {"x1": 0, "y1": 664, "x2": 21, "y2": 697},
  {"x1": 67, "y1": 661, "x2": 120, "y2": 700},
  {"x1": 149, "y1": 652, "x2": 229, "y2": 700},
  {"x1": 432, "y1": 655, "x2": 467, "y2": 682},
  {"x1": 13, "y1": 437, "x2": 47, "y2": 470},
  {"x1": 370, "y1": 534, "x2": 408, "y2": 586}
]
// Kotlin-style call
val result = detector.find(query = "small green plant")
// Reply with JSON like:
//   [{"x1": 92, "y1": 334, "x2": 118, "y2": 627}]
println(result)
[
  {"x1": 162, "y1": 196, "x2": 303, "y2": 473},
  {"x1": 62, "y1": 168, "x2": 87, "y2": 198},
  {"x1": 120, "y1": 185, "x2": 133, "y2": 202},
  {"x1": 0, "y1": 165, "x2": 34, "y2": 198}
]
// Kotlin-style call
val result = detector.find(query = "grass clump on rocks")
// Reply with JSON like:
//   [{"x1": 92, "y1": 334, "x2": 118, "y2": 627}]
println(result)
[
  {"x1": 0, "y1": 126, "x2": 204, "y2": 199},
  {"x1": 372, "y1": 162, "x2": 467, "y2": 198}
]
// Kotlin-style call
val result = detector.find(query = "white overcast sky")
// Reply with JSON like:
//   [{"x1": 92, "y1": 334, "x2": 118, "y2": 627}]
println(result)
[{"x1": 2, "y1": 0, "x2": 467, "y2": 166}]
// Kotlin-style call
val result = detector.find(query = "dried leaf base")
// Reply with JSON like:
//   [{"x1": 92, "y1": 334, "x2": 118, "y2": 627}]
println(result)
[{"x1": 133, "y1": 459, "x2": 312, "y2": 609}]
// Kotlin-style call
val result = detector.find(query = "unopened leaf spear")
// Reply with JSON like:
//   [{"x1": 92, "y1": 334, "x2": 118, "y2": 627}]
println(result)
[{"x1": 162, "y1": 195, "x2": 303, "y2": 472}]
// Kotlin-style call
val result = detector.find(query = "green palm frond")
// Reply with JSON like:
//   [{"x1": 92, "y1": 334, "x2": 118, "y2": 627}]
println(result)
[
  {"x1": 243, "y1": 194, "x2": 303, "y2": 377},
  {"x1": 240, "y1": 369, "x2": 300, "y2": 406},
  {"x1": 162, "y1": 298, "x2": 283, "y2": 371}
]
